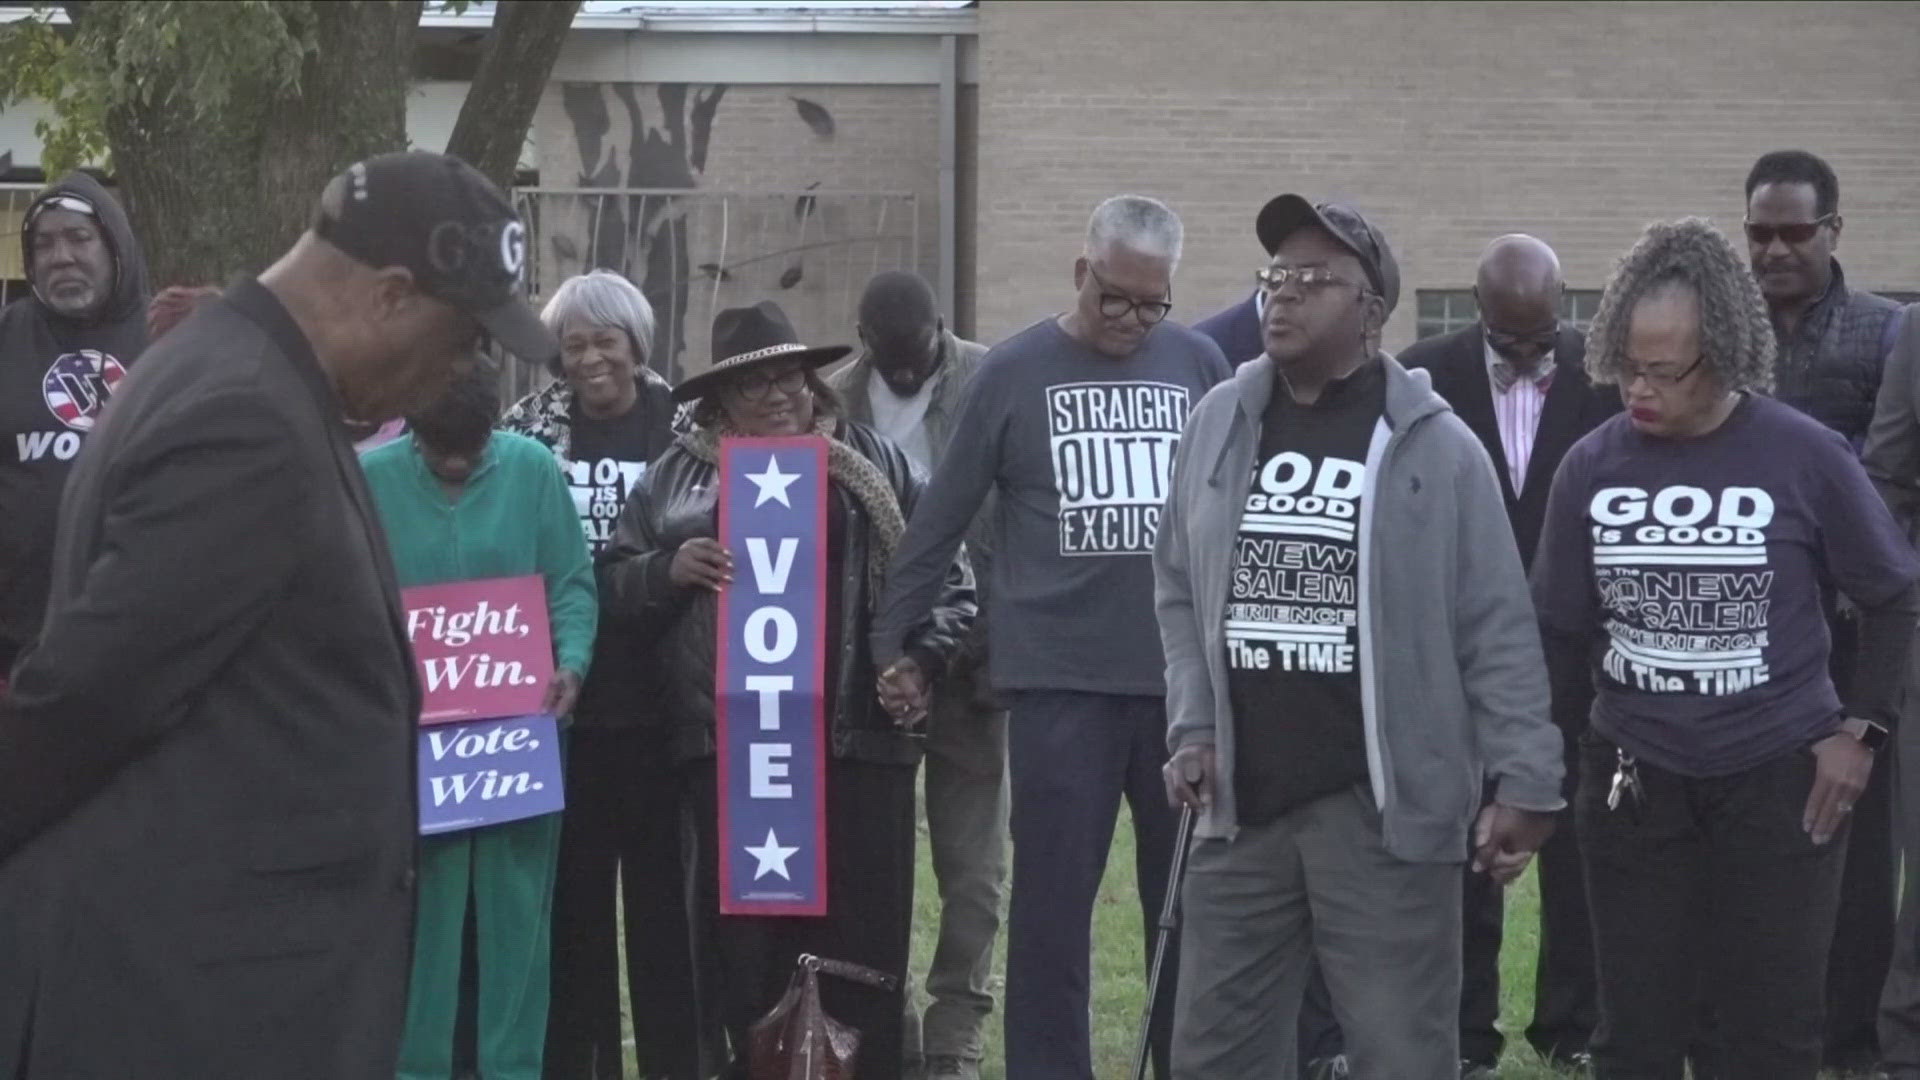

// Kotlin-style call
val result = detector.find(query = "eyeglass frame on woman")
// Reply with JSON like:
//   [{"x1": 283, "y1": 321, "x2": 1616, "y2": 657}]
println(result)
[
  {"x1": 1621, "y1": 352, "x2": 1707, "y2": 390},
  {"x1": 1254, "y1": 264, "x2": 1370, "y2": 297},
  {"x1": 1742, "y1": 214, "x2": 1837, "y2": 247},
  {"x1": 727, "y1": 365, "x2": 810, "y2": 402},
  {"x1": 1085, "y1": 263, "x2": 1173, "y2": 326}
]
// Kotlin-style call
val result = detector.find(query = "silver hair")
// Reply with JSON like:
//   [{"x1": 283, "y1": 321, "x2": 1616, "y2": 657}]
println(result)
[
  {"x1": 539, "y1": 270, "x2": 657, "y2": 369},
  {"x1": 1584, "y1": 218, "x2": 1775, "y2": 394},
  {"x1": 1085, "y1": 194, "x2": 1183, "y2": 265}
]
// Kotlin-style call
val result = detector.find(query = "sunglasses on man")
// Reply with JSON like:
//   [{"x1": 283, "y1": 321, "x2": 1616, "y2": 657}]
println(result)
[{"x1": 1743, "y1": 214, "x2": 1836, "y2": 246}]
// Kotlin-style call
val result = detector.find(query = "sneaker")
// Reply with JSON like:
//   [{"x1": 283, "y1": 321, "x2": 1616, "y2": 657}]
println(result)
[
  {"x1": 925, "y1": 1055, "x2": 980, "y2": 1080},
  {"x1": 1305, "y1": 1055, "x2": 1351, "y2": 1080}
]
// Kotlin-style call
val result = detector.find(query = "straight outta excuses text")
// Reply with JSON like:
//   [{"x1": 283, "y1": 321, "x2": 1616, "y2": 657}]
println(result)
[{"x1": 1048, "y1": 381, "x2": 1190, "y2": 556}]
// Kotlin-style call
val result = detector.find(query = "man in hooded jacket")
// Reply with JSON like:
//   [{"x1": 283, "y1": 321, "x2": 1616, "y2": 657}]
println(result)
[{"x1": 0, "y1": 173, "x2": 150, "y2": 680}]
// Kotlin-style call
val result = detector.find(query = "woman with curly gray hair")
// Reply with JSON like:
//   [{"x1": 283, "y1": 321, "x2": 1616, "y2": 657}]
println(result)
[{"x1": 1529, "y1": 218, "x2": 1920, "y2": 1079}]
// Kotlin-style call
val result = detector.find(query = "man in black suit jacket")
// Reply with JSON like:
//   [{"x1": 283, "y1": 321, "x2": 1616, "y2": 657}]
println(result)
[
  {"x1": 0, "y1": 152, "x2": 558, "y2": 1079},
  {"x1": 1399, "y1": 234, "x2": 1619, "y2": 1073},
  {"x1": 1194, "y1": 288, "x2": 1263, "y2": 366}
]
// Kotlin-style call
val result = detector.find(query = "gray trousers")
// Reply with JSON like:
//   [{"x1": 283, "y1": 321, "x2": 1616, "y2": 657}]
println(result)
[
  {"x1": 1881, "y1": 645, "x2": 1920, "y2": 1078},
  {"x1": 1171, "y1": 784, "x2": 1463, "y2": 1080},
  {"x1": 903, "y1": 661, "x2": 1010, "y2": 1063}
]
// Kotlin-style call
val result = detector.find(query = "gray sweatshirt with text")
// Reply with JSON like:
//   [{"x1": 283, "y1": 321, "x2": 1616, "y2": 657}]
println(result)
[
  {"x1": 1156, "y1": 353, "x2": 1564, "y2": 862},
  {"x1": 873, "y1": 317, "x2": 1230, "y2": 695}
]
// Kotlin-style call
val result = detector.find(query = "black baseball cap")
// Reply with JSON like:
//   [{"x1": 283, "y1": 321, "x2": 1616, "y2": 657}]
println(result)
[
  {"x1": 313, "y1": 151, "x2": 556, "y2": 365},
  {"x1": 1255, "y1": 194, "x2": 1401, "y2": 316}
]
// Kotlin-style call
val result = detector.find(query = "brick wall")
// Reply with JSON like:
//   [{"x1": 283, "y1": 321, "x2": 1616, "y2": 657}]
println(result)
[
  {"x1": 975, "y1": 0, "x2": 1920, "y2": 353},
  {"x1": 530, "y1": 82, "x2": 962, "y2": 374}
]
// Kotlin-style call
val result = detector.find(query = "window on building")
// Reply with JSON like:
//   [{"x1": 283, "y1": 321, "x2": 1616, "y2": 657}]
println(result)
[
  {"x1": 1415, "y1": 291, "x2": 1480, "y2": 340},
  {"x1": 1414, "y1": 289, "x2": 1604, "y2": 340},
  {"x1": 1561, "y1": 289, "x2": 1603, "y2": 331}
]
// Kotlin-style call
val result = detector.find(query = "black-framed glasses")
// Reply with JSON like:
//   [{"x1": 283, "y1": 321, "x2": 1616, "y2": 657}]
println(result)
[
  {"x1": 730, "y1": 366, "x2": 809, "y2": 402},
  {"x1": 1743, "y1": 214, "x2": 1836, "y2": 246},
  {"x1": 1622, "y1": 353, "x2": 1706, "y2": 389},
  {"x1": 1255, "y1": 264, "x2": 1367, "y2": 296},
  {"x1": 1086, "y1": 264, "x2": 1172, "y2": 326}
]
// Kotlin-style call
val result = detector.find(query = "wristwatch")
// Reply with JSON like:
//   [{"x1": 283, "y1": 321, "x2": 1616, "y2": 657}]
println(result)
[{"x1": 1841, "y1": 717, "x2": 1891, "y2": 752}]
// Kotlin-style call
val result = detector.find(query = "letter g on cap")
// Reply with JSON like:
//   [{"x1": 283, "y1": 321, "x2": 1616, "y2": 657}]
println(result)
[{"x1": 500, "y1": 221, "x2": 526, "y2": 281}]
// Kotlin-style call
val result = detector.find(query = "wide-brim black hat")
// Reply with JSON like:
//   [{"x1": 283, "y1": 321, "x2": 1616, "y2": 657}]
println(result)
[
  {"x1": 1255, "y1": 194, "x2": 1401, "y2": 317},
  {"x1": 672, "y1": 299, "x2": 852, "y2": 403}
]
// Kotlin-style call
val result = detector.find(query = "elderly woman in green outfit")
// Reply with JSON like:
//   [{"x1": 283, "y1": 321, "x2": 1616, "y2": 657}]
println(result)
[{"x1": 361, "y1": 368, "x2": 598, "y2": 1080}]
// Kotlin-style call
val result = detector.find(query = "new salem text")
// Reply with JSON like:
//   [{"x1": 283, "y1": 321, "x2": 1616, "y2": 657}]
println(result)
[
  {"x1": 1590, "y1": 485, "x2": 1775, "y2": 696},
  {"x1": 717, "y1": 437, "x2": 830, "y2": 915}
]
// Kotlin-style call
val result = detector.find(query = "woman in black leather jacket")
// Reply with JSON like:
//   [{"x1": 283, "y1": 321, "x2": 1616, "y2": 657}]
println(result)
[{"x1": 598, "y1": 302, "x2": 973, "y2": 1079}]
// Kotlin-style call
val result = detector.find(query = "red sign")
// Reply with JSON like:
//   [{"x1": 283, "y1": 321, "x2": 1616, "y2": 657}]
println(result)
[{"x1": 403, "y1": 575, "x2": 554, "y2": 725}]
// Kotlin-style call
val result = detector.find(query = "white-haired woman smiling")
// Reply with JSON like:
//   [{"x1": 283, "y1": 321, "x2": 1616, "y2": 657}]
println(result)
[
  {"x1": 501, "y1": 269, "x2": 710, "y2": 1078},
  {"x1": 1530, "y1": 219, "x2": 1920, "y2": 1078}
]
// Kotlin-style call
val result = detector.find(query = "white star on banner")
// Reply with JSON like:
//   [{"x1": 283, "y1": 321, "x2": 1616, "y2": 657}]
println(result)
[
  {"x1": 744, "y1": 828, "x2": 800, "y2": 881},
  {"x1": 746, "y1": 455, "x2": 800, "y2": 508}
]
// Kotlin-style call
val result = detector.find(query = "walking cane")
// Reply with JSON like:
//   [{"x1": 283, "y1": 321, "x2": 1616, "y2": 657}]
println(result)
[{"x1": 1130, "y1": 792, "x2": 1198, "y2": 1080}]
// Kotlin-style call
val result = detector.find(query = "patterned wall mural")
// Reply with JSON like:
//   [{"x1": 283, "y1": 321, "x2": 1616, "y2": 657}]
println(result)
[{"x1": 525, "y1": 83, "x2": 925, "y2": 384}]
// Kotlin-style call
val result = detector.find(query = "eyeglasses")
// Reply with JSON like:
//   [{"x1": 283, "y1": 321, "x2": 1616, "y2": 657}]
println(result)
[
  {"x1": 1485, "y1": 325, "x2": 1559, "y2": 359},
  {"x1": 730, "y1": 366, "x2": 809, "y2": 402},
  {"x1": 1255, "y1": 264, "x2": 1367, "y2": 296},
  {"x1": 1086, "y1": 264, "x2": 1172, "y2": 326},
  {"x1": 1743, "y1": 214, "x2": 1836, "y2": 246},
  {"x1": 1622, "y1": 353, "x2": 1706, "y2": 389}
]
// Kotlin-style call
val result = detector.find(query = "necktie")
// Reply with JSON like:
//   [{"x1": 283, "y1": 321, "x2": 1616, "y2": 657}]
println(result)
[{"x1": 1491, "y1": 360, "x2": 1555, "y2": 395}]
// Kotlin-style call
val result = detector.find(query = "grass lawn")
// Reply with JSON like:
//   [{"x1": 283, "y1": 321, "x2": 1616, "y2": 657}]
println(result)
[
  {"x1": 902, "y1": 798, "x2": 1587, "y2": 1079},
  {"x1": 624, "y1": 793, "x2": 1858, "y2": 1077}
]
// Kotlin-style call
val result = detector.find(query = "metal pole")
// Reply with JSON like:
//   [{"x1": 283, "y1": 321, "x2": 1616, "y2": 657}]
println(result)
[
  {"x1": 1131, "y1": 803, "x2": 1195, "y2": 1080},
  {"x1": 936, "y1": 33, "x2": 958, "y2": 325}
]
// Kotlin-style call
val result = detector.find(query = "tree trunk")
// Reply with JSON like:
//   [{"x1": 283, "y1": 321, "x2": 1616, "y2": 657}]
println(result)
[
  {"x1": 445, "y1": 0, "x2": 581, "y2": 189},
  {"x1": 80, "y1": 0, "x2": 421, "y2": 288}
]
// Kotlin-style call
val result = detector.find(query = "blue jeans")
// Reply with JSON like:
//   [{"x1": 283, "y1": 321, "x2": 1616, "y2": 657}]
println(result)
[{"x1": 1003, "y1": 690, "x2": 1179, "y2": 1080}]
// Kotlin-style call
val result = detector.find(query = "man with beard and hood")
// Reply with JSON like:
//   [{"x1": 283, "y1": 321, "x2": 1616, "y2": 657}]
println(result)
[{"x1": 0, "y1": 173, "x2": 150, "y2": 683}]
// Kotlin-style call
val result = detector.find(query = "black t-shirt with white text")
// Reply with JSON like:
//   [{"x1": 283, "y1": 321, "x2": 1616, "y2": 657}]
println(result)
[
  {"x1": 569, "y1": 404, "x2": 659, "y2": 556},
  {"x1": 1228, "y1": 359, "x2": 1383, "y2": 826}
]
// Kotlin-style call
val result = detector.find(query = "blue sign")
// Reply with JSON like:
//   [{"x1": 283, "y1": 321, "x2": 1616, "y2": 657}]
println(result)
[
  {"x1": 418, "y1": 714, "x2": 566, "y2": 835},
  {"x1": 717, "y1": 436, "x2": 829, "y2": 916}
]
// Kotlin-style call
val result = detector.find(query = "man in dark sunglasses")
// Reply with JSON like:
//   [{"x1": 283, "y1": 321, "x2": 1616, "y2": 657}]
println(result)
[
  {"x1": 1741, "y1": 149, "x2": 1905, "y2": 1077},
  {"x1": 1744, "y1": 149, "x2": 1901, "y2": 446}
]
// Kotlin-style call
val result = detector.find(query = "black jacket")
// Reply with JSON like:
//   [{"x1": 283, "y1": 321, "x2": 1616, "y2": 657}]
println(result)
[
  {"x1": 0, "y1": 173, "x2": 151, "y2": 667},
  {"x1": 1399, "y1": 321, "x2": 1620, "y2": 570},
  {"x1": 0, "y1": 280, "x2": 419, "y2": 1078},
  {"x1": 1401, "y1": 321, "x2": 1619, "y2": 794},
  {"x1": 1193, "y1": 292, "x2": 1264, "y2": 366},
  {"x1": 599, "y1": 420, "x2": 974, "y2": 767},
  {"x1": 1770, "y1": 260, "x2": 1901, "y2": 445}
]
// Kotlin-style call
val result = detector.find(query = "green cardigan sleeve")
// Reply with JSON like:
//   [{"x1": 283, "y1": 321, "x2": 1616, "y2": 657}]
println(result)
[{"x1": 533, "y1": 452, "x2": 598, "y2": 679}]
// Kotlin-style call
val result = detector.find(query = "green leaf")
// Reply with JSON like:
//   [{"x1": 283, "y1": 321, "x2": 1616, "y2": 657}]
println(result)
[{"x1": 0, "y1": 1, "x2": 332, "y2": 173}]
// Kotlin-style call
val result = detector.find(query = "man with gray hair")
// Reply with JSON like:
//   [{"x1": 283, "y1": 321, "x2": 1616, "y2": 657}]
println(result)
[{"x1": 874, "y1": 195, "x2": 1230, "y2": 1079}]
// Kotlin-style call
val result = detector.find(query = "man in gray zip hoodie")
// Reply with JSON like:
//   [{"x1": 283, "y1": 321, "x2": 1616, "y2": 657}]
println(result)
[{"x1": 1154, "y1": 196, "x2": 1565, "y2": 1079}]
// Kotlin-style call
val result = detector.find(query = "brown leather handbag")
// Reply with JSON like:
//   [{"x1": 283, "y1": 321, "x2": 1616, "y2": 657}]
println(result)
[{"x1": 747, "y1": 953, "x2": 900, "y2": 1080}]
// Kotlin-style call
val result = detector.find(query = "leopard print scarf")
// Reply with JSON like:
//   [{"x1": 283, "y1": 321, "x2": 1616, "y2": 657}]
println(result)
[{"x1": 684, "y1": 414, "x2": 906, "y2": 608}]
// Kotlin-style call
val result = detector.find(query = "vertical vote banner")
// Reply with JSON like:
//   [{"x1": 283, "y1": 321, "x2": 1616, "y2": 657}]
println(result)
[
  {"x1": 716, "y1": 436, "x2": 829, "y2": 916},
  {"x1": 403, "y1": 576, "x2": 565, "y2": 835}
]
